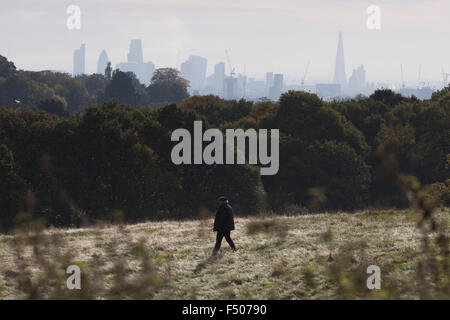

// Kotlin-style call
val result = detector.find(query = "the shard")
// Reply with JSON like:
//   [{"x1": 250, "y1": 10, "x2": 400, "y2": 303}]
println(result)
[{"x1": 333, "y1": 32, "x2": 346, "y2": 88}]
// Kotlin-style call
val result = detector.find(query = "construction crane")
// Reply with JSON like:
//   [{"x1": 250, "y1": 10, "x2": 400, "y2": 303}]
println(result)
[
  {"x1": 301, "y1": 61, "x2": 310, "y2": 89},
  {"x1": 417, "y1": 64, "x2": 428, "y2": 88},
  {"x1": 225, "y1": 50, "x2": 235, "y2": 78},
  {"x1": 400, "y1": 64, "x2": 405, "y2": 89}
]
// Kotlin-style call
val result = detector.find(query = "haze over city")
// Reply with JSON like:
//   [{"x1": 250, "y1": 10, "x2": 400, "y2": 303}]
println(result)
[{"x1": 1, "y1": 0, "x2": 450, "y2": 87}]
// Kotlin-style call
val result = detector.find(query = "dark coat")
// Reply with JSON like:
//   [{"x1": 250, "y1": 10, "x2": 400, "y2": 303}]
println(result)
[{"x1": 213, "y1": 203, "x2": 235, "y2": 232}]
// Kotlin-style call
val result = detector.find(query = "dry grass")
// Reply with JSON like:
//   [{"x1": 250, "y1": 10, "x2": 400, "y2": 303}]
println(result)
[{"x1": 0, "y1": 208, "x2": 448, "y2": 299}]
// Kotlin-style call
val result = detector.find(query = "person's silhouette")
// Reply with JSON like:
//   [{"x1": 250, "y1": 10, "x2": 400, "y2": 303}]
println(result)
[{"x1": 213, "y1": 196, "x2": 236, "y2": 253}]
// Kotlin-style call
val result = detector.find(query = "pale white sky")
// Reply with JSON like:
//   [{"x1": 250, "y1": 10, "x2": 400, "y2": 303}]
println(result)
[{"x1": 0, "y1": 0, "x2": 449, "y2": 85}]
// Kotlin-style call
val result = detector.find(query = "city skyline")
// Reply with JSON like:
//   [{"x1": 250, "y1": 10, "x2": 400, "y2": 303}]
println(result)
[
  {"x1": 35, "y1": 35, "x2": 450, "y2": 88},
  {"x1": 65, "y1": 32, "x2": 438, "y2": 101},
  {"x1": 1, "y1": 0, "x2": 449, "y2": 85}
]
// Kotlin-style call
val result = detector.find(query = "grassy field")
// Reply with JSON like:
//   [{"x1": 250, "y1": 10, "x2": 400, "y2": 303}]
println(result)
[{"x1": 0, "y1": 208, "x2": 448, "y2": 299}]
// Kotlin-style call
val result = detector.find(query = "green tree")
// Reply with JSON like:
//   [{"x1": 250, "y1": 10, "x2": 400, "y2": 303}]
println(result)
[
  {"x1": 105, "y1": 70, "x2": 138, "y2": 105},
  {"x1": 37, "y1": 97, "x2": 68, "y2": 117},
  {"x1": 0, "y1": 55, "x2": 16, "y2": 78},
  {"x1": 147, "y1": 68, "x2": 189, "y2": 104},
  {"x1": 0, "y1": 144, "x2": 26, "y2": 231},
  {"x1": 260, "y1": 91, "x2": 370, "y2": 210},
  {"x1": 370, "y1": 89, "x2": 404, "y2": 108}
]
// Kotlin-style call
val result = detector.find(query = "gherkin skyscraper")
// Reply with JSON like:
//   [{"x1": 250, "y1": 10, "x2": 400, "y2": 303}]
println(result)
[
  {"x1": 333, "y1": 32, "x2": 347, "y2": 88},
  {"x1": 97, "y1": 50, "x2": 109, "y2": 75}
]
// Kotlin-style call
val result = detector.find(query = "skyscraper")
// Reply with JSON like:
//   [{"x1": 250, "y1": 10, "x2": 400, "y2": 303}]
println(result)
[
  {"x1": 205, "y1": 62, "x2": 225, "y2": 95},
  {"x1": 182, "y1": 56, "x2": 207, "y2": 90},
  {"x1": 333, "y1": 32, "x2": 346, "y2": 88},
  {"x1": 348, "y1": 65, "x2": 366, "y2": 91},
  {"x1": 127, "y1": 39, "x2": 144, "y2": 65},
  {"x1": 270, "y1": 73, "x2": 283, "y2": 100},
  {"x1": 181, "y1": 55, "x2": 207, "y2": 91},
  {"x1": 180, "y1": 60, "x2": 192, "y2": 86},
  {"x1": 116, "y1": 39, "x2": 155, "y2": 85},
  {"x1": 237, "y1": 73, "x2": 247, "y2": 98},
  {"x1": 224, "y1": 76, "x2": 238, "y2": 99},
  {"x1": 97, "y1": 49, "x2": 109, "y2": 75},
  {"x1": 266, "y1": 72, "x2": 274, "y2": 96},
  {"x1": 214, "y1": 62, "x2": 225, "y2": 90},
  {"x1": 73, "y1": 43, "x2": 85, "y2": 76}
]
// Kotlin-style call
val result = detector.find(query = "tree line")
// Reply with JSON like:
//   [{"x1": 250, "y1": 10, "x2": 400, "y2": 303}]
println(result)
[
  {"x1": 0, "y1": 55, "x2": 449, "y2": 231},
  {"x1": 0, "y1": 55, "x2": 189, "y2": 116}
]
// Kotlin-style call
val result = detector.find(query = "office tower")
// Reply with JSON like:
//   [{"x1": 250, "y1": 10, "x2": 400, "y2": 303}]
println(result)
[
  {"x1": 116, "y1": 39, "x2": 155, "y2": 85},
  {"x1": 266, "y1": 72, "x2": 274, "y2": 95},
  {"x1": 235, "y1": 73, "x2": 247, "y2": 98},
  {"x1": 214, "y1": 62, "x2": 225, "y2": 90},
  {"x1": 348, "y1": 65, "x2": 366, "y2": 90},
  {"x1": 128, "y1": 39, "x2": 144, "y2": 64},
  {"x1": 73, "y1": 43, "x2": 85, "y2": 76},
  {"x1": 270, "y1": 73, "x2": 283, "y2": 100},
  {"x1": 206, "y1": 62, "x2": 226, "y2": 95},
  {"x1": 142, "y1": 62, "x2": 155, "y2": 84},
  {"x1": 180, "y1": 60, "x2": 191, "y2": 82},
  {"x1": 333, "y1": 32, "x2": 346, "y2": 88},
  {"x1": 97, "y1": 50, "x2": 109, "y2": 75},
  {"x1": 266, "y1": 72, "x2": 274, "y2": 87},
  {"x1": 224, "y1": 76, "x2": 238, "y2": 99},
  {"x1": 181, "y1": 55, "x2": 207, "y2": 90},
  {"x1": 246, "y1": 78, "x2": 266, "y2": 99}
]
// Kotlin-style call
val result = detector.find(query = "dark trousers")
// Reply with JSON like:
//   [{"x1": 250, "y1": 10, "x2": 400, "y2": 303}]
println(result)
[{"x1": 214, "y1": 230, "x2": 235, "y2": 250}]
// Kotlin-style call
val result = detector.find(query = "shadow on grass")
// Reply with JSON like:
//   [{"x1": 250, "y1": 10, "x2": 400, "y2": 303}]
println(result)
[{"x1": 194, "y1": 250, "x2": 223, "y2": 274}]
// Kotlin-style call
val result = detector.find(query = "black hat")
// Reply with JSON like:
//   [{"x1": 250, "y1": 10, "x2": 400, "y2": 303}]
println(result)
[{"x1": 218, "y1": 196, "x2": 228, "y2": 201}]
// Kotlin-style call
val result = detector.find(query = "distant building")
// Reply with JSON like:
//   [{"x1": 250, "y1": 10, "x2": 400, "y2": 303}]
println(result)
[
  {"x1": 73, "y1": 43, "x2": 85, "y2": 76},
  {"x1": 128, "y1": 39, "x2": 143, "y2": 64},
  {"x1": 97, "y1": 50, "x2": 109, "y2": 75},
  {"x1": 224, "y1": 76, "x2": 238, "y2": 99},
  {"x1": 213, "y1": 62, "x2": 225, "y2": 89},
  {"x1": 237, "y1": 73, "x2": 247, "y2": 98},
  {"x1": 316, "y1": 83, "x2": 341, "y2": 100},
  {"x1": 181, "y1": 55, "x2": 207, "y2": 91},
  {"x1": 333, "y1": 32, "x2": 346, "y2": 88},
  {"x1": 142, "y1": 62, "x2": 156, "y2": 84},
  {"x1": 348, "y1": 65, "x2": 366, "y2": 91},
  {"x1": 270, "y1": 73, "x2": 283, "y2": 100},
  {"x1": 116, "y1": 39, "x2": 155, "y2": 86},
  {"x1": 246, "y1": 78, "x2": 266, "y2": 99},
  {"x1": 266, "y1": 72, "x2": 274, "y2": 96},
  {"x1": 205, "y1": 62, "x2": 225, "y2": 95},
  {"x1": 398, "y1": 87, "x2": 433, "y2": 100}
]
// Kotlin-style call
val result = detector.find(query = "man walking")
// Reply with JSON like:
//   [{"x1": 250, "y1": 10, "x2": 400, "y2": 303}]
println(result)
[{"x1": 213, "y1": 196, "x2": 236, "y2": 253}]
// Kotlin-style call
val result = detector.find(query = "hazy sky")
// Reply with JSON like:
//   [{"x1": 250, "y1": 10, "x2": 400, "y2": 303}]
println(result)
[{"x1": 1, "y1": 0, "x2": 449, "y2": 85}]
